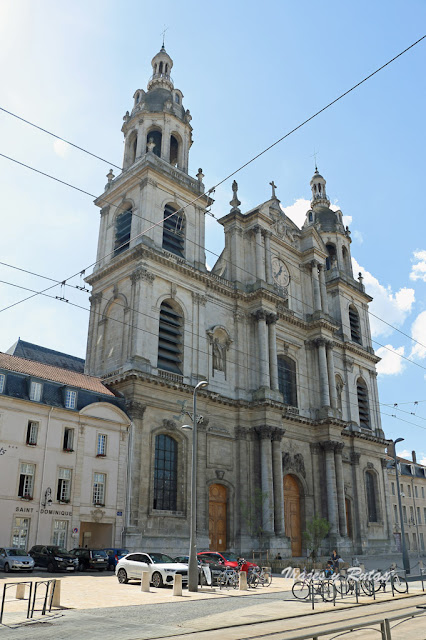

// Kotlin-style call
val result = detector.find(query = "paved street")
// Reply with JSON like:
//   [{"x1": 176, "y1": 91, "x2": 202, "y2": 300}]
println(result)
[{"x1": 0, "y1": 571, "x2": 425, "y2": 639}]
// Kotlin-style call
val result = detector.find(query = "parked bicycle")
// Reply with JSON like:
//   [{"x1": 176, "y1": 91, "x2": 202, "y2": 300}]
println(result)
[
  {"x1": 218, "y1": 567, "x2": 239, "y2": 589},
  {"x1": 292, "y1": 577, "x2": 334, "y2": 602},
  {"x1": 248, "y1": 566, "x2": 272, "y2": 588}
]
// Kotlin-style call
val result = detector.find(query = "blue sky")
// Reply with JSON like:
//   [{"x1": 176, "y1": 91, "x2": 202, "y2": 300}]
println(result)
[{"x1": 0, "y1": 0, "x2": 425, "y2": 461}]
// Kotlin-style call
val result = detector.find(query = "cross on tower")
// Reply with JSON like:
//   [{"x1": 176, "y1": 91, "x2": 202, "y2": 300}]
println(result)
[
  {"x1": 270, "y1": 180, "x2": 277, "y2": 198},
  {"x1": 160, "y1": 25, "x2": 169, "y2": 48},
  {"x1": 311, "y1": 149, "x2": 319, "y2": 171}
]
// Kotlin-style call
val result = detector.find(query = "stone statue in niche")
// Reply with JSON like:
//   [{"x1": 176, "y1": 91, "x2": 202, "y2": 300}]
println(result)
[
  {"x1": 212, "y1": 338, "x2": 225, "y2": 372},
  {"x1": 207, "y1": 325, "x2": 232, "y2": 378}
]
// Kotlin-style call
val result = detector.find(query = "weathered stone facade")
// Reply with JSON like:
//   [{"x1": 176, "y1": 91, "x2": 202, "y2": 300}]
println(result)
[{"x1": 85, "y1": 46, "x2": 393, "y2": 557}]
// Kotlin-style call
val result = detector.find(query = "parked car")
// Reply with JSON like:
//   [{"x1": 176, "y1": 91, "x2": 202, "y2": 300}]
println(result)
[
  {"x1": 103, "y1": 548, "x2": 129, "y2": 570},
  {"x1": 0, "y1": 548, "x2": 34, "y2": 572},
  {"x1": 69, "y1": 548, "x2": 108, "y2": 571},
  {"x1": 28, "y1": 545, "x2": 78, "y2": 572},
  {"x1": 116, "y1": 552, "x2": 188, "y2": 588},
  {"x1": 174, "y1": 554, "x2": 226, "y2": 585},
  {"x1": 197, "y1": 551, "x2": 257, "y2": 574}
]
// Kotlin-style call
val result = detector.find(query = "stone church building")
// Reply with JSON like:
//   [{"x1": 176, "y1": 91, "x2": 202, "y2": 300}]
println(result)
[{"x1": 85, "y1": 46, "x2": 393, "y2": 557}]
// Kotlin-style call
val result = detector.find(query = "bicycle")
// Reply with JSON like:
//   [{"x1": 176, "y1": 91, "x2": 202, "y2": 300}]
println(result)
[
  {"x1": 247, "y1": 566, "x2": 272, "y2": 588},
  {"x1": 219, "y1": 567, "x2": 239, "y2": 589},
  {"x1": 292, "y1": 577, "x2": 335, "y2": 602}
]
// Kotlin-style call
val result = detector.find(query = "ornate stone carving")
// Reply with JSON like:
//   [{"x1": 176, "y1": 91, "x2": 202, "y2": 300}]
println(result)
[
  {"x1": 271, "y1": 210, "x2": 297, "y2": 245},
  {"x1": 100, "y1": 206, "x2": 110, "y2": 217},
  {"x1": 255, "y1": 425, "x2": 273, "y2": 440},
  {"x1": 266, "y1": 313, "x2": 278, "y2": 325},
  {"x1": 282, "y1": 452, "x2": 291, "y2": 469},
  {"x1": 321, "y1": 440, "x2": 338, "y2": 452},
  {"x1": 334, "y1": 442, "x2": 345, "y2": 454},
  {"x1": 91, "y1": 508, "x2": 105, "y2": 522},
  {"x1": 162, "y1": 419, "x2": 177, "y2": 431},
  {"x1": 89, "y1": 292, "x2": 103, "y2": 305},
  {"x1": 367, "y1": 461, "x2": 374, "y2": 470},
  {"x1": 310, "y1": 443, "x2": 321, "y2": 454},
  {"x1": 294, "y1": 453, "x2": 306, "y2": 478},
  {"x1": 192, "y1": 292, "x2": 207, "y2": 306},
  {"x1": 125, "y1": 401, "x2": 146, "y2": 420},
  {"x1": 235, "y1": 426, "x2": 248, "y2": 440},
  {"x1": 207, "y1": 326, "x2": 232, "y2": 375},
  {"x1": 215, "y1": 469, "x2": 225, "y2": 480},
  {"x1": 252, "y1": 309, "x2": 268, "y2": 321},
  {"x1": 271, "y1": 427, "x2": 285, "y2": 442},
  {"x1": 130, "y1": 266, "x2": 155, "y2": 284},
  {"x1": 229, "y1": 180, "x2": 241, "y2": 213},
  {"x1": 350, "y1": 451, "x2": 361, "y2": 465}
]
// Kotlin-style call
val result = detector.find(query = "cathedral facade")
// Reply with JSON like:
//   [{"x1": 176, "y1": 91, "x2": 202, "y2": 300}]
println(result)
[{"x1": 85, "y1": 46, "x2": 393, "y2": 557}]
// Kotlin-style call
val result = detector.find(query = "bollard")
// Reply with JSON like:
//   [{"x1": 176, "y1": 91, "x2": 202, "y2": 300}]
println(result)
[
  {"x1": 16, "y1": 583, "x2": 26, "y2": 600},
  {"x1": 239, "y1": 571, "x2": 247, "y2": 590},
  {"x1": 360, "y1": 563, "x2": 365, "y2": 573},
  {"x1": 141, "y1": 571, "x2": 150, "y2": 592},
  {"x1": 173, "y1": 574, "x2": 182, "y2": 596},
  {"x1": 50, "y1": 580, "x2": 61, "y2": 608}
]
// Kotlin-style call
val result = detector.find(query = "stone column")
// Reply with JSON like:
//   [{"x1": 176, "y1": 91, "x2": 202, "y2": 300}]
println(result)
[
  {"x1": 86, "y1": 292, "x2": 102, "y2": 375},
  {"x1": 350, "y1": 451, "x2": 362, "y2": 550},
  {"x1": 267, "y1": 313, "x2": 279, "y2": 391},
  {"x1": 326, "y1": 342, "x2": 338, "y2": 409},
  {"x1": 236, "y1": 427, "x2": 250, "y2": 539},
  {"x1": 321, "y1": 441, "x2": 339, "y2": 535},
  {"x1": 263, "y1": 230, "x2": 273, "y2": 284},
  {"x1": 334, "y1": 443, "x2": 348, "y2": 537},
  {"x1": 257, "y1": 427, "x2": 275, "y2": 535},
  {"x1": 317, "y1": 339, "x2": 331, "y2": 407},
  {"x1": 254, "y1": 226, "x2": 265, "y2": 281},
  {"x1": 125, "y1": 401, "x2": 146, "y2": 528},
  {"x1": 135, "y1": 127, "x2": 144, "y2": 159},
  {"x1": 272, "y1": 428, "x2": 286, "y2": 536},
  {"x1": 310, "y1": 443, "x2": 322, "y2": 516},
  {"x1": 318, "y1": 263, "x2": 329, "y2": 314},
  {"x1": 381, "y1": 458, "x2": 392, "y2": 545},
  {"x1": 311, "y1": 260, "x2": 322, "y2": 312},
  {"x1": 254, "y1": 310, "x2": 270, "y2": 388}
]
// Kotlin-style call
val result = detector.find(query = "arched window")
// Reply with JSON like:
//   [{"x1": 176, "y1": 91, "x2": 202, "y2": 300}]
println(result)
[
  {"x1": 308, "y1": 211, "x2": 313, "y2": 222},
  {"x1": 357, "y1": 378, "x2": 370, "y2": 429},
  {"x1": 174, "y1": 94, "x2": 180, "y2": 104},
  {"x1": 146, "y1": 129, "x2": 162, "y2": 157},
  {"x1": 162, "y1": 204, "x2": 185, "y2": 257},
  {"x1": 159, "y1": 61, "x2": 163, "y2": 74},
  {"x1": 349, "y1": 305, "x2": 361, "y2": 344},
  {"x1": 325, "y1": 243, "x2": 337, "y2": 270},
  {"x1": 114, "y1": 208, "x2": 132, "y2": 256},
  {"x1": 365, "y1": 470, "x2": 378, "y2": 522},
  {"x1": 153, "y1": 434, "x2": 177, "y2": 510},
  {"x1": 170, "y1": 135, "x2": 179, "y2": 166},
  {"x1": 277, "y1": 355, "x2": 298, "y2": 407},
  {"x1": 342, "y1": 246, "x2": 351, "y2": 272},
  {"x1": 158, "y1": 300, "x2": 183, "y2": 374},
  {"x1": 135, "y1": 92, "x2": 140, "y2": 103}
]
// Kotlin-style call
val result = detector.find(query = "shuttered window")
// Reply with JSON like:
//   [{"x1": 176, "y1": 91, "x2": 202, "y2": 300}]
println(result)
[
  {"x1": 277, "y1": 356, "x2": 298, "y2": 407},
  {"x1": 162, "y1": 205, "x2": 184, "y2": 257},
  {"x1": 153, "y1": 435, "x2": 177, "y2": 511},
  {"x1": 357, "y1": 378, "x2": 370, "y2": 429},
  {"x1": 349, "y1": 305, "x2": 361, "y2": 344},
  {"x1": 157, "y1": 301, "x2": 183, "y2": 374},
  {"x1": 114, "y1": 209, "x2": 132, "y2": 256}
]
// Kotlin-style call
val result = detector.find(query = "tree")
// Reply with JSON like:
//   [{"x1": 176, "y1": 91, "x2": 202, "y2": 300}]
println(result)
[{"x1": 303, "y1": 516, "x2": 330, "y2": 563}]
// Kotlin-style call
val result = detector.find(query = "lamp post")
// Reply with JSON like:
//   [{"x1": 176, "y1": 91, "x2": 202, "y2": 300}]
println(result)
[
  {"x1": 393, "y1": 438, "x2": 411, "y2": 575},
  {"x1": 182, "y1": 380, "x2": 208, "y2": 592}
]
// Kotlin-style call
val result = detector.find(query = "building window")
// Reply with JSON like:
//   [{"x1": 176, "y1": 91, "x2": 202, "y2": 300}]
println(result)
[
  {"x1": 393, "y1": 504, "x2": 398, "y2": 523},
  {"x1": 349, "y1": 305, "x2": 362, "y2": 344},
  {"x1": 277, "y1": 356, "x2": 298, "y2": 407},
  {"x1": 417, "y1": 506, "x2": 421, "y2": 524},
  {"x1": 407, "y1": 484, "x2": 412, "y2": 497},
  {"x1": 64, "y1": 390, "x2": 77, "y2": 409},
  {"x1": 421, "y1": 533, "x2": 425, "y2": 551},
  {"x1": 26, "y1": 421, "x2": 39, "y2": 446},
  {"x1": 365, "y1": 470, "x2": 378, "y2": 522},
  {"x1": 146, "y1": 129, "x2": 162, "y2": 157},
  {"x1": 422, "y1": 487, "x2": 425, "y2": 499},
  {"x1": 63, "y1": 427, "x2": 74, "y2": 451},
  {"x1": 391, "y1": 482, "x2": 395, "y2": 496},
  {"x1": 157, "y1": 300, "x2": 183, "y2": 374},
  {"x1": 162, "y1": 204, "x2": 185, "y2": 257},
  {"x1": 93, "y1": 473, "x2": 106, "y2": 506},
  {"x1": 174, "y1": 94, "x2": 180, "y2": 104},
  {"x1": 412, "y1": 533, "x2": 418, "y2": 550},
  {"x1": 400, "y1": 483, "x2": 403, "y2": 493},
  {"x1": 97, "y1": 434, "x2": 107, "y2": 456},
  {"x1": 357, "y1": 378, "x2": 370, "y2": 429},
  {"x1": 410, "y1": 505, "x2": 414, "y2": 523},
  {"x1": 308, "y1": 211, "x2": 313, "y2": 222},
  {"x1": 29, "y1": 381, "x2": 42, "y2": 402},
  {"x1": 153, "y1": 434, "x2": 177, "y2": 511},
  {"x1": 114, "y1": 208, "x2": 132, "y2": 256},
  {"x1": 403, "y1": 505, "x2": 407, "y2": 523},
  {"x1": 18, "y1": 463, "x2": 35, "y2": 499},
  {"x1": 415, "y1": 485, "x2": 418, "y2": 498},
  {"x1": 405, "y1": 532, "x2": 410, "y2": 550},
  {"x1": 0, "y1": 373, "x2": 5, "y2": 393},
  {"x1": 325, "y1": 243, "x2": 337, "y2": 270},
  {"x1": 12, "y1": 517, "x2": 30, "y2": 549},
  {"x1": 170, "y1": 135, "x2": 179, "y2": 166},
  {"x1": 57, "y1": 468, "x2": 72, "y2": 502},
  {"x1": 52, "y1": 520, "x2": 68, "y2": 547}
]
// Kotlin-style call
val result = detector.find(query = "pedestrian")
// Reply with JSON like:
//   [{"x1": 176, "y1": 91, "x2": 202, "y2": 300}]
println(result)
[
  {"x1": 276, "y1": 553, "x2": 282, "y2": 560},
  {"x1": 331, "y1": 549, "x2": 340, "y2": 572}
]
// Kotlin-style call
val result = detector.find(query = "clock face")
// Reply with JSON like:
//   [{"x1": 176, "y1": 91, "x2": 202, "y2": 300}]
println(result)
[{"x1": 272, "y1": 257, "x2": 290, "y2": 287}]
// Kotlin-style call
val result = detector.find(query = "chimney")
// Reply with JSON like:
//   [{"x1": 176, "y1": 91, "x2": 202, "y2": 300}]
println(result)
[{"x1": 412, "y1": 450, "x2": 417, "y2": 464}]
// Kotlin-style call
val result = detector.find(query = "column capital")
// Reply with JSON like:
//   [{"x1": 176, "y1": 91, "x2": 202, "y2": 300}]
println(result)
[
  {"x1": 252, "y1": 224, "x2": 263, "y2": 235},
  {"x1": 262, "y1": 228, "x2": 272, "y2": 238},
  {"x1": 255, "y1": 425, "x2": 274, "y2": 440},
  {"x1": 89, "y1": 292, "x2": 103, "y2": 305},
  {"x1": 380, "y1": 458, "x2": 388, "y2": 469},
  {"x1": 334, "y1": 442, "x2": 345, "y2": 454},
  {"x1": 100, "y1": 205, "x2": 110, "y2": 217},
  {"x1": 235, "y1": 426, "x2": 248, "y2": 440},
  {"x1": 192, "y1": 292, "x2": 207, "y2": 306},
  {"x1": 310, "y1": 259, "x2": 319, "y2": 269},
  {"x1": 266, "y1": 312, "x2": 279, "y2": 325},
  {"x1": 125, "y1": 400, "x2": 146, "y2": 420},
  {"x1": 321, "y1": 440, "x2": 339, "y2": 452},
  {"x1": 130, "y1": 265, "x2": 155, "y2": 284},
  {"x1": 271, "y1": 427, "x2": 285, "y2": 442},
  {"x1": 252, "y1": 309, "x2": 268, "y2": 321},
  {"x1": 350, "y1": 450, "x2": 361, "y2": 465},
  {"x1": 310, "y1": 442, "x2": 322, "y2": 454}
]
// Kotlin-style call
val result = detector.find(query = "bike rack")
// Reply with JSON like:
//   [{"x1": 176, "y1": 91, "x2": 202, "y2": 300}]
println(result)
[{"x1": 0, "y1": 579, "x2": 57, "y2": 625}]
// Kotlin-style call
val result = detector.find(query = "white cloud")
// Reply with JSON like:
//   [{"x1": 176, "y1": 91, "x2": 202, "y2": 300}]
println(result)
[
  {"x1": 398, "y1": 449, "x2": 413, "y2": 461},
  {"x1": 342, "y1": 215, "x2": 352, "y2": 227},
  {"x1": 419, "y1": 455, "x2": 426, "y2": 466},
  {"x1": 375, "y1": 344, "x2": 406, "y2": 375},
  {"x1": 410, "y1": 311, "x2": 426, "y2": 360},
  {"x1": 352, "y1": 258, "x2": 415, "y2": 338},
  {"x1": 53, "y1": 139, "x2": 70, "y2": 157},
  {"x1": 410, "y1": 250, "x2": 426, "y2": 282},
  {"x1": 283, "y1": 198, "x2": 310, "y2": 228},
  {"x1": 352, "y1": 230, "x2": 364, "y2": 244}
]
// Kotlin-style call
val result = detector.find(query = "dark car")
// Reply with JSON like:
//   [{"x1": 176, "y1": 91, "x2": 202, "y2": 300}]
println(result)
[
  {"x1": 103, "y1": 548, "x2": 129, "y2": 570},
  {"x1": 69, "y1": 548, "x2": 108, "y2": 571},
  {"x1": 28, "y1": 545, "x2": 78, "y2": 572}
]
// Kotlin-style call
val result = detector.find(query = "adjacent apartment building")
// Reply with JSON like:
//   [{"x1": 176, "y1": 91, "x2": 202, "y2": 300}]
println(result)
[{"x1": 0, "y1": 342, "x2": 129, "y2": 550}]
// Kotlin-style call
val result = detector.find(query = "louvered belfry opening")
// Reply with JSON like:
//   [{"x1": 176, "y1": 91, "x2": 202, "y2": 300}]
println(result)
[
  {"x1": 158, "y1": 301, "x2": 183, "y2": 374},
  {"x1": 114, "y1": 209, "x2": 132, "y2": 256},
  {"x1": 162, "y1": 204, "x2": 185, "y2": 257},
  {"x1": 349, "y1": 305, "x2": 361, "y2": 344},
  {"x1": 357, "y1": 378, "x2": 370, "y2": 429}
]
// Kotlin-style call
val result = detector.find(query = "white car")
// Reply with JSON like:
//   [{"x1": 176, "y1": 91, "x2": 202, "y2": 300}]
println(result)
[{"x1": 116, "y1": 552, "x2": 188, "y2": 588}]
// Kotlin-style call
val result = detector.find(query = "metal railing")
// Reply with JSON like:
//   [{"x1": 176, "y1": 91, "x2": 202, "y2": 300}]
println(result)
[{"x1": 0, "y1": 579, "x2": 57, "y2": 624}]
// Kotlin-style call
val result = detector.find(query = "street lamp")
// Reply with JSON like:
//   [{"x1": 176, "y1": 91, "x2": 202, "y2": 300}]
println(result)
[
  {"x1": 393, "y1": 438, "x2": 411, "y2": 575},
  {"x1": 181, "y1": 379, "x2": 208, "y2": 592}
]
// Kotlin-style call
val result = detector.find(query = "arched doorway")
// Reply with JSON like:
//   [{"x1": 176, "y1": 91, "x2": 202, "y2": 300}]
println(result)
[
  {"x1": 209, "y1": 484, "x2": 227, "y2": 551},
  {"x1": 284, "y1": 474, "x2": 302, "y2": 556}
]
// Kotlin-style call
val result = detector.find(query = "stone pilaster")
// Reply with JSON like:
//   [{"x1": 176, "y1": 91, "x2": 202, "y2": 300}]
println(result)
[
  {"x1": 253, "y1": 226, "x2": 265, "y2": 281},
  {"x1": 318, "y1": 263, "x2": 329, "y2": 314},
  {"x1": 263, "y1": 230, "x2": 273, "y2": 284},
  {"x1": 253, "y1": 310, "x2": 270, "y2": 389},
  {"x1": 272, "y1": 428, "x2": 286, "y2": 536},
  {"x1": 316, "y1": 338, "x2": 331, "y2": 407},
  {"x1": 311, "y1": 260, "x2": 322, "y2": 312},
  {"x1": 334, "y1": 443, "x2": 347, "y2": 536},
  {"x1": 125, "y1": 401, "x2": 146, "y2": 527},
  {"x1": 350, "y1": 450, "x2": 362, "y2": 551},
  {"x1": 267, "y1": 313, "x2": 279, "y2": 391},
  {"x1": 321, "y1": 440, "x2": 339, "y2": 535},
  {"x1": 256, "y1": 426, "x2": 274, "y2": 535},
  {"x1": 326, "y1": 341, "x2": 338, "y2": 410},
  {"x1": 310, "y1": 443, "x2": 322, "y2": 517}
]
